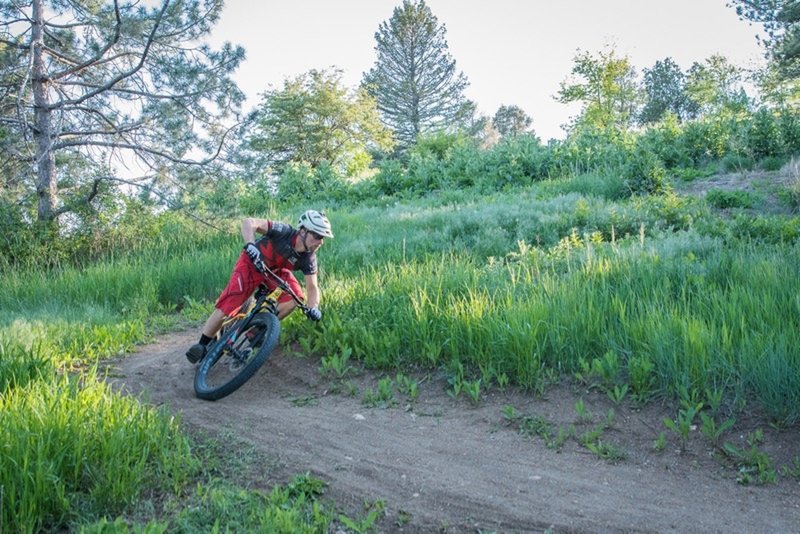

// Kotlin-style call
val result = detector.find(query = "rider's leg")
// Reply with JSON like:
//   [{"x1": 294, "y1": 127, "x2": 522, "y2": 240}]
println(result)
[
  {"x1": 201, "y1": 308, "x2": 227, "y2": 339},
  {"x1": 275, "y1": 269, "x2": 303, "y2": 320},
  {"x1": 276, "y1": 300, "x2": 297, "y2": 320}
]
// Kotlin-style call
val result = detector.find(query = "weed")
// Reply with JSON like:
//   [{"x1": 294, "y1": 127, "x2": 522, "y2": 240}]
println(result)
[
  {"x1": 395, "y1": 373, "x2": 419, "y2": 400},
  {"x1": 699, "y1": 413, "x2": 735, "y2": 447},
  {"x1": 339, "y1": 499, "x2": 386, "y2": 533},
  {"x1": 321, "y1": 347, "x2": 353, "y2": 379},
  {"x1": 463, "y1": 379, "x2": 482, "y2": 404},
  {"x1": 574, "y1": 398, "x2": 592, "y2": 423},
  {"x1": 496, "y1": 372, "x2": 510, "y2": 390},
  {"x1": 519, "y1": 415, "x2": 553, "y2": 441},
  {"x1": 290, "y1": 395, "x2": 318, "y2": 407},
  {"x1": 653, "y1": 431, "x2": 667, "y2": 452},
  {"x1": 721, "y1": 432, "x2": 777, "y2": 485},
  {"x1": 344, "y1": 381, "x2": 359, "y2": 397},
  {"x1": 663, "y1": 401, "x2": 703, "y2": 451},
  {"x1": 607, "y1": 384, "x2": 628, "y2": 405},
  {"x1": 362, "y1": 377, "x2": 395, "y2": 408},
  {"x1": 781, "y1": 457, "x2": 800, "y2": 480},
  {"x1": 501, "y1": 404, "x2": 521, "y2": 424},
  {"x1": 585, "y1": 440, "x2": 628, "y2": 463}
]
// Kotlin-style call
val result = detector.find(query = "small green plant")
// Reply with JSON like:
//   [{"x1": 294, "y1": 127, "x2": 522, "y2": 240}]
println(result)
[
  {"x1": 462, "y1": 379, "x2": 482, "y2": 404},
  {"x1": 395, "y1": 373, "x2": 419, "y2": 400},
  {"x1": 663, "y1": 401, "x2": 703, "y2": 451},
  {"x1": 653, "y1": 431, "x2": 667, "y2": 452},
  {"x1": 722, "y1": 430, "x2": 776, "y2": 485},
  {"x1": 290, "y1": 395, "x2": 318, "y2": 407},
  {"x1": 519, "y1": 415, "x2": 553, "y2": 441},
  {"x1": 574, "y1": 398, "x2": 592, "y2": 423},
  {"x1": 585, "y1": 439, "x2": 628, "y2": 463},
  {"x1": 446, "y1": 361, "x2": 465, "y2": 399},
  {"x1": 338, "y1": 499, "x2": 385, "y2": 533},
  {"x1": 627, "y1": 354, "x2": 655, "y2": 402},
  {"x1": 362, "y1": 377, "x2": 395, "y2": 408},
  {"x1": 781, "y1": 456, "x2": 800, "y2": 480},
  {"x1": 607, "y1": 384, "x2": 628, "y2": 405},
  {"x1": 344, "y1": 381, "x2": 359, "y2": 397},
  {"x1": 699, "y1": 413, "x2": 735, "y2": 447},
  {"x1": 575, "y1": 351, "x2": 621, "y2": 390},
  {"x1": 496, "y1": 372, "x2": 510, "y2": 390},
  {"x1": 703, "y1": 387, "x2": 725, "y2": 416},
  {"x1": 320, "y1": 347, "x2": 353, "y2": 378},
  {"x1": 501, "y1": 404, "x2": 521, "y2": 424}
]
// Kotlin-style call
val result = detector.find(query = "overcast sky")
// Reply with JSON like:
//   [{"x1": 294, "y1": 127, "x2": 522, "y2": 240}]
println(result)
[{"x1": 207, "y1": 0, "x2": 768, "y2": 141}]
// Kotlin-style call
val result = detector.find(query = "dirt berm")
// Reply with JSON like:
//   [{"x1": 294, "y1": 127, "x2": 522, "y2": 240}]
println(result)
[{"x1": 107, "y1": 329, "x2": 800, "y2": 533}]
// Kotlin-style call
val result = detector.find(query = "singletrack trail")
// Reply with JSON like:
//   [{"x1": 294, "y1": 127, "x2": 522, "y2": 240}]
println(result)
[{"x1": 107, "y1": 330, "x2": 800, "y2": 533}]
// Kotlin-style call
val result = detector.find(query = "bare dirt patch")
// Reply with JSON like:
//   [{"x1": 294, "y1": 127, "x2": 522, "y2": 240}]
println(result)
[
  {"x1": 672, "y1": 167, "x2": 798, "y2": 215},
  {"x1": 105, "y1": 330, "x2": 800, "y2": 533}
]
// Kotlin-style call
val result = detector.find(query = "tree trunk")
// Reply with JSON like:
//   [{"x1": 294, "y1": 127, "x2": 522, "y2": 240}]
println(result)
[{"x1": 32, "y1": 0, "x2": 57, "y2": 226}]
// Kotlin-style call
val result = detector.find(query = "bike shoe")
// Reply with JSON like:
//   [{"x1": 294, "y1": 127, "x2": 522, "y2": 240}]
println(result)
[{"x1": 186, "y1": 343, "x2": 207, "y2": 364}]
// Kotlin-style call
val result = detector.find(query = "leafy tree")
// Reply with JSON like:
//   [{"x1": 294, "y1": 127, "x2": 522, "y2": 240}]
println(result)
[
  {"x1": 362, "y1": 0, "x2": 470, "y2": 151},
  {"x1": 685, "y1": 55, "x2": 750, "y2": 115},
  {"x1": 556, "y1": 47, "x2": 640, "y2": 132},
  {"x1": 731, "y1": 0, "x2": 800, "y2": 79},
  {"x1": 0, "y1": 0, "x2": 244, "y2": 230},
  {"x1": 639, "y1": 58, "x2": 699, "y2": 124},
  {"x1": 493, "y1": 104, "x2": 533, "y2": 137},
  {"x1": 247, "y1": 69, "x2": 392, "y2": 177}
]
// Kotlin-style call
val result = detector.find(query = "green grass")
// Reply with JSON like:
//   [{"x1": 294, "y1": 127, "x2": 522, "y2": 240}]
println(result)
[
  {"x1": 0, "y1": 370, "x2": 194, "y2": 532},
  {"x1": 1, "y1": 172, "x2": 799, "y2": 529}
]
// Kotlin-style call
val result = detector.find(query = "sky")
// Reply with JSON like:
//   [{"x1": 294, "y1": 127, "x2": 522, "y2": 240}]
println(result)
[{"x1": 206, "y1": 0, "x2": 768, "y2": 142}]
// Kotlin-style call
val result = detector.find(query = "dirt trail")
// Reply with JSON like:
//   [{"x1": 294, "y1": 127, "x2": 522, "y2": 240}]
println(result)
[{"x1": 107, "y1": 330, "x2": 800, "y2": 533}]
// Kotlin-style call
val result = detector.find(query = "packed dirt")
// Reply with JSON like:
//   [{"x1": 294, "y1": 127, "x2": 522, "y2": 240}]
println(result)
[{"x1": 105, "y1": 329, "x2": 800, "y2": 533}]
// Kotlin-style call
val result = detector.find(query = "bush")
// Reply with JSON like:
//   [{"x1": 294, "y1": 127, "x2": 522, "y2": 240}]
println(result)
[
  {"x1": 638, "y1": 113, "x2": 689, "y2": 169},
  {"x1": 623, "y1": 146, "x2": 668, "y2": 196},
  {"x1": 746, "y1": 108, "x2": 782, "y2": 160},
  {"x1": 483, "y1": 134, "x2": 553, "y2": 189},
  {"x1": 705, "y1": 189, "x2": 756, "y2": 209}
]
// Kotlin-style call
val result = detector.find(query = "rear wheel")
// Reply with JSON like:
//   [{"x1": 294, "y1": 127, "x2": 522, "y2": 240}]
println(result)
[{"x1": 194, "y1": 312, "x2": 280, "y2": 401}]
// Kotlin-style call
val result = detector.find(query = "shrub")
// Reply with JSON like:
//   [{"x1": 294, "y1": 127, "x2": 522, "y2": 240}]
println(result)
[
  {"x1": 705, "y1": 189, "x2": 756, "y2": 209},
  {"x1": 623, "y1": 146, "x2": 668, "y2": 196},
  {"x1": 746, "y1": 108, "x2": 782, "y2": 160}
]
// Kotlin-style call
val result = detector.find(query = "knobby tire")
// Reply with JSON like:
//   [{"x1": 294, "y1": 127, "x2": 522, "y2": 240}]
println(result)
[{"x1": 194, "y1": 312, "x2": 280, "y2": 401}]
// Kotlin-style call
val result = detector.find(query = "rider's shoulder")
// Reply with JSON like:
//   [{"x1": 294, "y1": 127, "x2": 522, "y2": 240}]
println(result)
[{"x1": 267, "y1": 220, "x2": 294, "y2": 235}]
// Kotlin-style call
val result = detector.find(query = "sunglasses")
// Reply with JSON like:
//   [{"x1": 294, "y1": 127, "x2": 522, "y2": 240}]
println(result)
[{"x1": 308, "y1": 230, "x2": 325, "y2": 240}]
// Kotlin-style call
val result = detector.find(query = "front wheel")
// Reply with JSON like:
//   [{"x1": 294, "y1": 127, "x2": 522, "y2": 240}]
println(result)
[{"x1": 194, "y1": 312, "x2": 280, "y2": 401}]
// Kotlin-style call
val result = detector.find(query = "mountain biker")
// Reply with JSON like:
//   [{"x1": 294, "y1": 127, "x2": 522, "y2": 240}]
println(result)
[{"x1": 185, "y1": 210, "x2": 334, "y2": 364}]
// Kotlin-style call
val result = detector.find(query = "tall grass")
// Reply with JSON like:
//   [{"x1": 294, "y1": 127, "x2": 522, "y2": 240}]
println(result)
[
  {"x1": 309, "y1": 230, "x2": 800, "y2": 424},
  {"x1": 0, "y1": 369, "x2": 194, "y2": 532},
  {"x1": 1, "y1": 175, "x2": 799, "y2": 529}
]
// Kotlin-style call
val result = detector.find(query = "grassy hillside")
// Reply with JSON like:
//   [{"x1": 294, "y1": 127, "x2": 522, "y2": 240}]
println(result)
[{"x1": 1, "y1": 167, "x2": 799, "y2": 530}]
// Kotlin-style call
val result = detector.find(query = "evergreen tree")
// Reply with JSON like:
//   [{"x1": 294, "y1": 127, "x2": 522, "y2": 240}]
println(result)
[
  {"x1": 0, "y1": 0, "x2": 244, "y2": 229},
  {"x1": 362, "y1": 0, "x2": 469, "y2": 151},
  {"x1": 639, "y1": 58, "x2": 698, "y2": 124},
  {"x1": 731, "y1": 0, "x2": 800, "y2": 79},
  {"x1": 493, "y1": 105, "x2": 533, "y2": 137}
]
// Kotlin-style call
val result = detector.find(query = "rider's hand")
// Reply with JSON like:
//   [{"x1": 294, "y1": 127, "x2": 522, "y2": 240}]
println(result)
[
  {"x1": 305, "y1": 307, "x2": 322, "y2": 321},
  {"x1": 244, "y1": 242, "x2": 262, "y2": 265}
]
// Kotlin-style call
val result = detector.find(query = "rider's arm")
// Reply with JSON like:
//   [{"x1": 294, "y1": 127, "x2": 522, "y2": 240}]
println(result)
[
  {"x1": 304, "y1": 273, "x2": 321, "y2": 309},
  {"x1": 241, "y1": 218, "x2": 271, "y2": 243}
]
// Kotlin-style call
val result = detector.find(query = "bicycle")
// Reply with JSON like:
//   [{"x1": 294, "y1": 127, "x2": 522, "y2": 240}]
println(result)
[{"x1": 193, "y1": 258, "x2": 311, "y2": 401}]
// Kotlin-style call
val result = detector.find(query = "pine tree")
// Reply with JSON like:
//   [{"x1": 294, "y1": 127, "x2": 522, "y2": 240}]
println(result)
[
  {"x1": 0, "y1": 0, "x2": 244, "y2": 228},
  {"x1": 731, "y1": 0, "x2": 800, "y2": 79},
  {"x1": 362, "y1": 0, "x2": 469, "y2": 151}
]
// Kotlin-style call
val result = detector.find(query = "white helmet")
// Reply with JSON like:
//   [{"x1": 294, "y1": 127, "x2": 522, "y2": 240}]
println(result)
[{"x1": 298, "y1": 210, "x2": 334, "y2": 238}]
